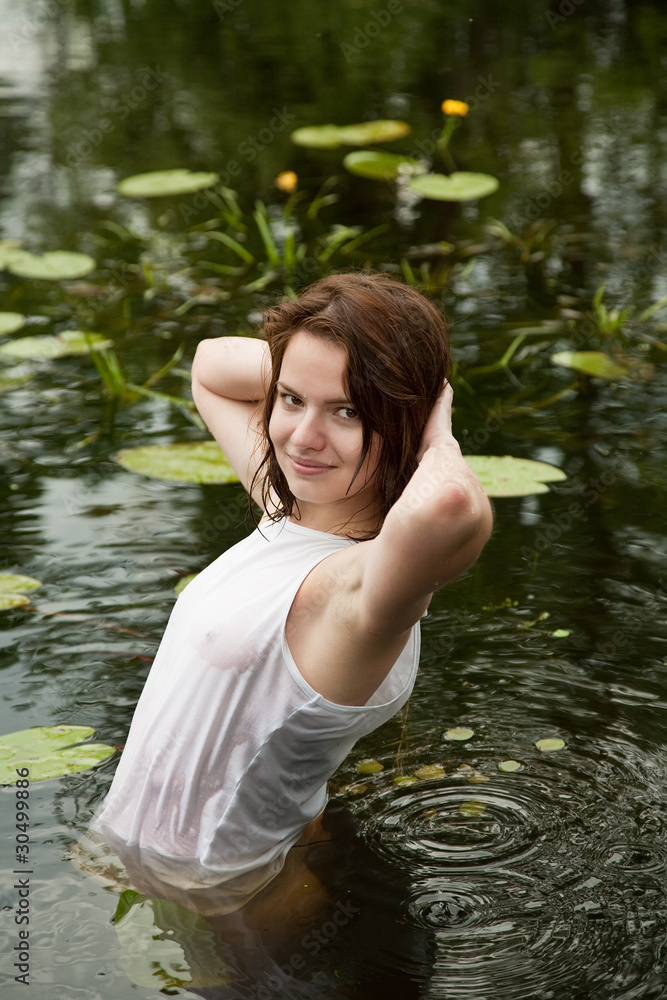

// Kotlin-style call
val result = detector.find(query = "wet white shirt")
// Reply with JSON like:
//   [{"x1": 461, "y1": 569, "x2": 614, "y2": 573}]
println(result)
[{"x1": 92, "y1": 517, "x2": 419, "y2": 895}]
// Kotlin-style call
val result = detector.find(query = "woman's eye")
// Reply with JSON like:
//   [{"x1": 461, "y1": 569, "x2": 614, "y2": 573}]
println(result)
[
  {"x1": 282, "y1": 393, "x2": 302, "y2": 407},
  {"x1": 338, "y1": 407, "x2": 358, "y2": 420}
]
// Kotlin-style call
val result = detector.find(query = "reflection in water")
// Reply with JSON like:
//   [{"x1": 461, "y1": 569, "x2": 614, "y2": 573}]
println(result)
[{"x1": 77, "y1": 798, "x2": 435, "y2": 998}]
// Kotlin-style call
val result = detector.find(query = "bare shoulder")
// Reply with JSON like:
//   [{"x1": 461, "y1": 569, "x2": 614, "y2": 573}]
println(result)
[{"x1": 284, "y1": 543, "x2": 416, "y2": 706}]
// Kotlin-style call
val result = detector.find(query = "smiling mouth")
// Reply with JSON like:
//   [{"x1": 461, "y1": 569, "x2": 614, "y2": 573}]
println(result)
[{"x1": 287, "y1": 455, "x2": 334, "y2": 474}]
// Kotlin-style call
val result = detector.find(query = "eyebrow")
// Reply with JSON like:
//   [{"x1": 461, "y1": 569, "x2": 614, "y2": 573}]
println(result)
[{"x1": 277, "y1": 381, "x2": 352, "y2": 406}]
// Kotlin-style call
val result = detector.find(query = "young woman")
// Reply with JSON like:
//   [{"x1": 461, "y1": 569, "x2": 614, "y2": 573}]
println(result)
[{"x1": 89, "y1": 271, "x2": 492, "y2": 917}]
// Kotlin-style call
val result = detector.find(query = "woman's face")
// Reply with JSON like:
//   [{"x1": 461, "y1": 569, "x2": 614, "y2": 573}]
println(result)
[{"x1": 268, "y1": 330, "x2": 381, "y2": 525}]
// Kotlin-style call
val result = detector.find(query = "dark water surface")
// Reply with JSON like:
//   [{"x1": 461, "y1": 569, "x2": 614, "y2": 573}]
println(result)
[{"x1": 1, "y1": 1, "x2": 667, "y2": 997}]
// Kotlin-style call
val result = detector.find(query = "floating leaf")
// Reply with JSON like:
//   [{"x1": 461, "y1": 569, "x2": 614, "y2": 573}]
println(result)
[
  {"x1": 343, "y1": 150, "x2": 424, "y2": 181},
  {"x1": 414, "y1": 764, "x2": 446, "y2": 779},
  {"x1": 174, "y1": 574, "x2": 198, "y2": 596},
  {"x1": 118, "y1": 169, "x2": 219, "y2": 198},
  {"x1": 114, "y1": 889, "x2": 146, "y2": 924},
  {"x1": 552, "y1": 629, "x2": 571, "y2": 638},
  {"x1": 535, "y1": 738, "x2": 566, "y2": 752},
  {"x1": 0, "y1": 330, "x2": 112, "y2": 362},
  {"x1": 409, "y1": 171, "x2": 499, "y2": 201},
  {"x1": 550, "y1": 350, "x2": 629, "y2": 379},
  {"x1": 114, "y1": 441, "x2": 239, "y2": 484},
  {"x1": 394, "y1": 775, "x2": 417, "y2": 786},
  {"x1": 356, "y1": 758, "x2": 383, "y2": 774},
  {"x1": 498, "y1": 759, "x2": 524, "y2": 773},
  {"x1": 0, "y1": 574, "x2": 42, "y2": 611},
  {"x1": 338, "y1": 782, "x2": 368, "y2": 796},
  {"x1": 6, "y1": 251, "x2": 96, "y2": 281},
  {"x1": 459, "y1": 799, "x2": 487, "y2": 817},
  {"x1": 444, "y1": 727, "x2": 475, "y2": 741},
  {"x1": 291, "y1": 120, "x2": 410, "y2": 149},
  {"x1": 0, "y1": 725, "x2": 116, "y2": 783},
  {"x1": 465, "y1": 455, "x2": 566, "y2": 497},
  {"x1": 0, "y1": 312, "x2": 26, "y2": 336},
  {"x1": 468, "y1": 774, "x2": 490, "y2": 783}
]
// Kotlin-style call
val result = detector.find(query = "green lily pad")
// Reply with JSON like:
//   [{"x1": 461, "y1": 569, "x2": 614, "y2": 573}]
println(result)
[
  {"x1": 0, "y1": 312, "x2": 26, "y2": 336},
  {"x1": 552, "y1": 629, "x2": 571, "y2": 638},
  {"x1": 0, "y1": 330, "x2": 112, "y2": 362},
  {"x1": 535, "y1": 737, "x2": 566, "y2": 752},
  {"x1": 6, "y1": 251, "x2": 96, "y2": 281},
  {"x1": 356, "y1": 758, "x2": 383, "y2": 774},
  {"x1": 394, "y1": 775, "x2": 417, "y2": 786},
  {"x1": 414, "y1": 764, "x2": 446, "y2": 779},
  {"x1": 118, "y1": 169, "x2": 219, "y2": 198},
  {"x1": 0, "y1": 574, "x2": 42, "y2": 611},
  {"x1": 409, "y1": 171, "x2": 499, "y2": 201},
  {"x1": 343, "y1": 150, "x2": 424, "y2": 181},
  {"x1": 0, "y1": 369, "x2": 32, "y2": 393},
  {"x1": 114, "y1": 441, "x2": 239, "y2": 484},
  {"x1": 459, "y1": 799, "x2": 487, "y2": 817},
  {"x1": 291, "y1": 120, "x2": 410, "y2": 149},
  {"x1": 114, "y1": 893, "x2": 232, "y2": 989},
  {"x1": 498, "y1": 759, "x2": 524, "y2": 773},
  {"x1": 550, "y1": 350, "x2": 629, "y2": 379},
  {"x1": 444, "y1": 727, "x2": 475, "y2": 741},
  {"x1": 466, "y1": 455, "x2": 566, "y2": 497},
  {"x1": 0, "y1": 725, "x2": 116, "y2": 784}
]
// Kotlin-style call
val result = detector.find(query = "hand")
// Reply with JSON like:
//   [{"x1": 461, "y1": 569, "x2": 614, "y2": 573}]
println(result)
[{"x1": 417, "y1": 381, "x2": 457, "y2": 462}]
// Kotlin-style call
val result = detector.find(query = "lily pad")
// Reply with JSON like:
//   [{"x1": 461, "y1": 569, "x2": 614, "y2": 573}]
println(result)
[
  {"x1": 409, "y1": 171, "x2": 499, "y2": 201},
  {"x1": 444, "y1": 727, "x2": 475, "y2": 741},
  {"x1": 394, "y1": 775, "x2": 417, "y2": 786},
  {"x1": 343, "y1": 150, "x2": 424, "y2": 181},
  {"x1": 414, "y1": 764, "x2": 446, "y2": 779},
  {"x1": 114, "y1": 441, "x2": 239, "y2": 484},
  {"x1": 291, "y1": 120, "x2": 410, "y2": 149},
  {"x1": 535, "y1": 737, "x2": 566, "y2": 752},
  {"x1": 459, "y1": 799, "x2": 487, "y2": 817},
  {"x1": 356, "y1": 758, "x2": 383, "y2": 774},
  {"x1": 0, "y1": 725, "x2": 116, "y2": 784},
  {"x1": 0, "y1": 312, "x2": 26, "y2": 336},
  {"x1": 6, "y1": 251, "x2": 96, "y2": 281},
  {"x1": 118, "y1": 169, "x2": 219, "y2": 198},
  {"x1": 466, "y1": 455, "x2": 566, "y2": 497},
  {"x1": 0, "y1": 574, "x2": 42, "y2": 611},
  {"x1": 550, "y1": 350, "x2": 629, "y2": 379},
  {"x1": 0, "y1": 330, "x2": 112, "y2": 362},
  {"x1": 498, "y1": 759, "x2": 524, "y2": 773}
]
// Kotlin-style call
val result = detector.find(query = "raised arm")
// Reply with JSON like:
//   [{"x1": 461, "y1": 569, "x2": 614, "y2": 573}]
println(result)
[
  {"x1": 357, "y1": 383, "x2": 493, "y2": 634},
  {"x1": 191, "y1": 336, "x2": 270, "y2": 500}
]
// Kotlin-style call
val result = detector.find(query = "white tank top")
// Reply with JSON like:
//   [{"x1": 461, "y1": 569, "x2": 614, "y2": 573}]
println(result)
[{"x1": 91, "y1": 516, "x2": 420, "y2": 896}]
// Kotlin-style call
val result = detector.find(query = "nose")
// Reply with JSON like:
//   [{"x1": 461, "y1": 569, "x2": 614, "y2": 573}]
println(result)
[{"x1": 290, "y1": 406, "x2": 326, "y2": 450}]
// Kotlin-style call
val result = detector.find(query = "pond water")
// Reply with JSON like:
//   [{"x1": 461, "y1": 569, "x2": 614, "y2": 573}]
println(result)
[{"x1": 1, "y1": 1, "x2": 667, "y2": 997}]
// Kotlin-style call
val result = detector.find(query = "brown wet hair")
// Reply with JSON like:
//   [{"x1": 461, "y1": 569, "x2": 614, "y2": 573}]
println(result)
[{"x1": 250, "y1": 271, "x2": 452, "y2": 539}]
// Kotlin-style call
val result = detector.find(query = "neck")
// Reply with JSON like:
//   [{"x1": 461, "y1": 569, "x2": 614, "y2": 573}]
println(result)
[{"x1": 288, "y1": 497, "x2": 382, "y2": 538}]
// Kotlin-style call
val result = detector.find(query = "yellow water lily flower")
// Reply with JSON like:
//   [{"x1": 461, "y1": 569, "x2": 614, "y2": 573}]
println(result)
[
  {"x1": 441, "y1": 100, "x2": 469, "y2": 117},
  {"x1": 275, "y1": 170, "x2": 298, "y2": 193}
]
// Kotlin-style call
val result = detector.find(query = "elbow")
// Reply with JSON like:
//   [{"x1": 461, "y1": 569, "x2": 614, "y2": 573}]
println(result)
[{"x1": 436, "y1": 482, "x2": 494, "y2": 554}]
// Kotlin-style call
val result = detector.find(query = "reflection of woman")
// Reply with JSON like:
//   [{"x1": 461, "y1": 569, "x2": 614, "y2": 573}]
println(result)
[{"x1": 90, "y1": 272, "x2": 492, "y2": 917}]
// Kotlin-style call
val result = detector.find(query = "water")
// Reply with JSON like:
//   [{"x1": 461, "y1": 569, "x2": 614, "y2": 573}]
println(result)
[{"x1": 1, "y1": 0, "x2": 667, "y2": 996}]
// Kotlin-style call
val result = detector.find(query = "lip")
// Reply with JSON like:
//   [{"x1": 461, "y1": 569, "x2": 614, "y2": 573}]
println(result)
[{"x1": 287, "y1": 455, "x2": 334, "y2": 476}]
